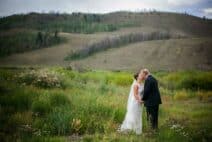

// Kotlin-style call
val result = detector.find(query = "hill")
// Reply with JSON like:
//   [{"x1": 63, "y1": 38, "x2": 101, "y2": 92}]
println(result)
[
  {"x1": 71, "y1": 37, "x2": 212, "y2": 71},
  {"x1": 0, "y1": 11, "x2": 212, "y2": 71},
  {"x1": 0, "y1": 11, "x2": 212, "y2": 36}
]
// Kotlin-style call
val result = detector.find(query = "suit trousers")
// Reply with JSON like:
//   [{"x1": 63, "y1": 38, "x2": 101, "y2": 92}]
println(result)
[{"x1": 146, "y1": 105, "x2": 159, "y2": 129}]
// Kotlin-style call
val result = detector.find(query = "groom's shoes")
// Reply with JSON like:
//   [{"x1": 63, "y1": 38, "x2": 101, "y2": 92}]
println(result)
[
  {"x1": 144, "y1": 127, "x2": 159, "y2": 137},
  {"x1": 152, "y1": 129, "x2": 159, "y2": 134}
]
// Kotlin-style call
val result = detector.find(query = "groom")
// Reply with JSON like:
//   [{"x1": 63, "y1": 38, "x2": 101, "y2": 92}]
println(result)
[{"x1": 140, "y1": 69, "x2": 162, "y2": 130}]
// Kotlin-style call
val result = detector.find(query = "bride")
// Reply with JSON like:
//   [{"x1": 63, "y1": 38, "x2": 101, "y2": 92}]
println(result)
[{"x1": 119, "y1": 72, "x2": 144, "y2": 135}]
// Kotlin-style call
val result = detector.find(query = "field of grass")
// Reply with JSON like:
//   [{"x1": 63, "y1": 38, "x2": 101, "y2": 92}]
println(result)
[{"x1": 0, "y1": 67, "x2": 211, "y2": 142}]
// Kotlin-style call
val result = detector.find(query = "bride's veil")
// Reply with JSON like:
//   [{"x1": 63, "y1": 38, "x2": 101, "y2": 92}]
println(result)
[
  {"x1": 119, "y1": 79, "x2": 142, "y2": 134},
  {"x1": 126, "y1": 79, "x2": 136, "y2": 110}
]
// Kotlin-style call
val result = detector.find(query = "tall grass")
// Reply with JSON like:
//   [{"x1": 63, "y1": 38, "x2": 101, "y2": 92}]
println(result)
[
  {"x1": 159, "y1": 71, "x2": 212, "y2": 91},
  {"x1": 0, "y1": 67, "x2": 211, "y2": 141}
]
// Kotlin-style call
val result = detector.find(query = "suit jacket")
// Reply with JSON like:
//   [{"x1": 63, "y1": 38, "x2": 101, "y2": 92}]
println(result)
[{"x1": 142, "y1": 75, "x2": 162, "y2": 106}]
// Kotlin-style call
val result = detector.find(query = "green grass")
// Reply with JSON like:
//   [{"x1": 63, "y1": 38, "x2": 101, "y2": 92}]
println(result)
[
  {"x1": 0, "y1": 67, "x2": 211, "y2": 141},
  {"x1": 158, "y1": 71, "x2": 212, "y2": 90}
]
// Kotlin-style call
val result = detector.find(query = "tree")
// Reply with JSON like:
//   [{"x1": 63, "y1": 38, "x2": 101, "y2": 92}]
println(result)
[
  {"x1": 36, "y1": 31, "x2": 43, "y2": 47},
  {"x1": 54, "y1": 30, "x2": 59, "y2": 38},
  {"x1": 203, "y1": 16, "x2": 207, "y2": 21}
]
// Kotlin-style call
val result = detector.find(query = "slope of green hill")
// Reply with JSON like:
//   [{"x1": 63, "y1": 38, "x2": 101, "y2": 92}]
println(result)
[
  {"x1": 71, "y1": 37, "x2": 212, "y2": 71},
  {"x1": 0, "y1": 29, "x2": 65, "y2": 57},
  {"x1": 0, "y1": 11, "x2": 211, "y2": 36},
  {"x1": 0, "y1": 11, "x2": 211, "y2": 71},
  {"x1": 0, "y1": 12, "x2": 118, "y2": 34},
  {"x1": 103, "y1": 11, "x2": 212, "y2": 37}
]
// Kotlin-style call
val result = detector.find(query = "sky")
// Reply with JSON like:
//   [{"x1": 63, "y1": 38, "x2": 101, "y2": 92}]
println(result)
[{"x1": 0, "y1": 0, "x2": 212, "y2": 18}]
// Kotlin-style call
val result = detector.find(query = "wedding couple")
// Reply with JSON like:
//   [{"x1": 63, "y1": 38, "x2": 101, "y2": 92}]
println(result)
[{"x1": 119, "y1": 68, "x2": 162, "y2": 135}]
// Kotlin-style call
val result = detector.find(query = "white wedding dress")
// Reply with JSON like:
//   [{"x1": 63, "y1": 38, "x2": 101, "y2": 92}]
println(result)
[{"x1": 119, "y1": 80, "x2": 143, "y2": 135}]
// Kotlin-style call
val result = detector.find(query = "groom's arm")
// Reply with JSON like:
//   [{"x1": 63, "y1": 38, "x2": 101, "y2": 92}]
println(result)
[{"x1": 142, "y1": 79, "x2": 151, "y2": 101}]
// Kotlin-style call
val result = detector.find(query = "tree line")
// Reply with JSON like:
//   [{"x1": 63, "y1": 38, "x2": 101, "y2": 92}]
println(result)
[
  {"x1": 65, "y1": 31, "x2": 185, "y2": 60},
  {"x1": 0, "y1": 30, "x2": 64, "y2": 57},
  {"x1": 0, "y1": 13, "x2": 118, "y2": 34}
]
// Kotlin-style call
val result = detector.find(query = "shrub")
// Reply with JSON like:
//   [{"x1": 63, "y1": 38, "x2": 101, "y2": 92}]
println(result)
[
  {"x1": 31, "y1": 100, "x2": 51, "y2": 115},
  {"x1": 82, "y1": 135, "x2": 93, "y2": 142},
  {"x1": 160, "y1": 71, "x2": 212, "y2": 91},
  {"x1": 17, "y1": 69, "x2": 63, "y2": 88},
  {"x1": 160, "y1": 87, "x2": 173, "y2": 96},
  {"x1": 0, "y1": 88, "x2": 33, "y2": 111},
  {"x1": 160, "y1": 72, "x2": 182, "y2": 90},
  {"x1": 180, "y1": 73, "x2": 212, "y2": 90},
  {"x1": 49, "y1": 93, "x2": 71, "y2": 107},
  {"x1": 11, "y1": 111, "x2": 32, "y2": 126},
  {"x1": 85, "y1": 119, "x2": 105, "y2": 134},
  {"x1": 17, "y1": 70, "x2": 37, "y2": 85},
  {"x1": 196, "y1": 91, "x2": 212, "y2": 102},
  {"x1": 46, "y1": 107, "x2": 72, "y2": 135},
  {"x1": 16, "y1": 93, "x2": 31, "y2": 110},
  {"x1": 0, "y1": 69, "x2": 16, "y2": 81},
  {"x1": 70, "y1": 118, "x2": 83, "y2": 134},
  {"x1": 99, "y1": 82, "x2": 110, "y2": 94},
  {"x1": 113, "y1": 76, "x2": 132, "y2": 86},
  {"x1": 31, "y1": 118, "x2": 53, "y2": 136},
  {"x1": 107, "y1": 73, "x2": 132, "y2": 86},
  {"x1": 174, "y1": 90, "x2": 190, "y2": 101},
  {"x1": 112, "y1": 109, "x2": 125, "y2": 123}
]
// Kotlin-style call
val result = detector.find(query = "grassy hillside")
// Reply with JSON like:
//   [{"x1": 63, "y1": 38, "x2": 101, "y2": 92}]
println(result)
[
  {"x1": 71, "y1": 37, "x2": 212, "y2": 71},
  {"x1": 64, "y1": 31, "x2": 183, "y2": 61},
  {"x1": 0, "y1": 12, "x2": 212, "y2": 36},
  {"x1": 0, "y1": 29, "x2": 65, "y2": 57},
  {"x1": 103, "y1": 11, "x2": 212, "y2": 37},
  {"x1": 0, "y1": 32, "x2": 110, "y2": 66},
  {"x1": 0, "y1": 11, "x2": 211, "y2": 71},
  {"x1": 0, "y1": 12, "x2": 118, "y2": 34},
  {"x1": 0, "y1": 67, "x2": 211, "y2": 141}
]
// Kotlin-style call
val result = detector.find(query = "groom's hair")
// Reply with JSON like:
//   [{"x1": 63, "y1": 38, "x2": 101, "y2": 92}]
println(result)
[{"x1": 142, "y1": 68, "x2": 150, "y2": 76}]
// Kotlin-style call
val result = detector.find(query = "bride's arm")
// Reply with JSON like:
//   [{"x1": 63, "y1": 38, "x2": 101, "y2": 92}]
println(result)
[{"x1": 133, "y1": 84, "x2": 140, "y2": 101}]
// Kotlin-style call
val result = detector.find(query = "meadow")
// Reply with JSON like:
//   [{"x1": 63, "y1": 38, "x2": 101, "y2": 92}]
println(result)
[{"x1": 0, "y1": 67, "x2": 211, "y2": 142}]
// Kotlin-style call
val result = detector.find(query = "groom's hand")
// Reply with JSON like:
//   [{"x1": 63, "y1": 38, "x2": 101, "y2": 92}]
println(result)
[{"x1": 137, "y1": 99, "x2": 142, "y2": 104}]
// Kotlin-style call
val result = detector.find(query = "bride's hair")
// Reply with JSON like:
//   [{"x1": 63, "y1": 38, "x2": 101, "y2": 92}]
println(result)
[{"x1": 134, "y1": 72, "x2": 139, "y2": 80}]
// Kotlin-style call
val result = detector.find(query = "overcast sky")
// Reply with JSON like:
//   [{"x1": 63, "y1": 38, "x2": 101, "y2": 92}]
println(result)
[{"x1": 0, "y1": 0, "x2": 212, "y2": 18}]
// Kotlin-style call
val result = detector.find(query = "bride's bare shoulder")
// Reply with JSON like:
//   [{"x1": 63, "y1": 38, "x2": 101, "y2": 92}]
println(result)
[{"x1": 133, "y1": 83, "x2": 139, "y2": 88}]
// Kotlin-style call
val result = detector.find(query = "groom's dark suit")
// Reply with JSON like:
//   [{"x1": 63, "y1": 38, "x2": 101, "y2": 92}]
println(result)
[{"x1": 142, "y1": 75, "x2": 162, "y2": 129}]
